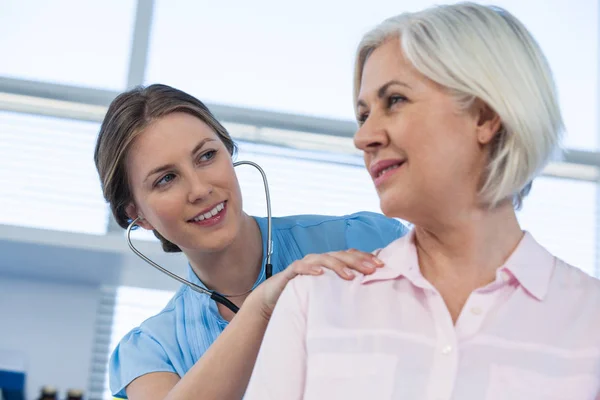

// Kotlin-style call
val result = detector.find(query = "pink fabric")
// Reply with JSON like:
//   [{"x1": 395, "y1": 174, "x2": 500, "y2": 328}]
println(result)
[{"x1": 245, "y1": 231, "x2": 600, "y2": 400}]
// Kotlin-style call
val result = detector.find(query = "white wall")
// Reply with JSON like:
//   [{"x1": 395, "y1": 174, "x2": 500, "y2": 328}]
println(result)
[{"x1": 0, "y1": 276, "x2": 100, "y2": 400}]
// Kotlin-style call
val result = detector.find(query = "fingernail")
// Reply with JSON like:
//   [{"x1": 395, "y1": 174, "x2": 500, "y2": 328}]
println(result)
[
  {"x1": 343, "y1": 267, "x2": 355, "y2": 278},
  {"x1": 311, "y1": 266, "x2": 323, "y2": 274},
  {"x1": 372, "y1": 257, "x2": 384, "y2": 266},
  {"x1": 362, "y1": 261, "x2": 376, "y2": 270}
]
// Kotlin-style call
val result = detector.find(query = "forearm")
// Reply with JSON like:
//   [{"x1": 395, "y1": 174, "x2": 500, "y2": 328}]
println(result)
[
  {"x1": 244, "y1": 279, "x2": 308, "y2": 400},
  {"x1": 165, "y1": 292, "x2": 269, "y2": 400}
]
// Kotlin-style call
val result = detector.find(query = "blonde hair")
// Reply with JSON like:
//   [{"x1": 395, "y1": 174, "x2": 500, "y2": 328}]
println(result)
[{"x1": 354, "y1": 2, "x2": 564, "y2": 208}]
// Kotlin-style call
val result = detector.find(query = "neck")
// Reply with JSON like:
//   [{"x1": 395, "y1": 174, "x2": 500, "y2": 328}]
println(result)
[
  {"x1": 414, "y1": 200, "x2": 523, "y2": 288},
  {"x1": 186, "y1": 213, "x2": 264, "y2": 296}
]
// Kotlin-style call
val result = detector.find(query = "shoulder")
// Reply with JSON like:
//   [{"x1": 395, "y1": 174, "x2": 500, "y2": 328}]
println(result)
[
  {"x1": 273, "y1": 211, "x2": 407, "y2": 241},
  {"x1": 109, "y1": 288, "x2": 188, "y2": 397},
  {"x1": 112, "y1": 286, "x2": 190, "y2": 355},
  {"x1": 269, "y1": 211, "x2": 407, "y2": 254},
  {"x1": 527, "y1": 257, "x2": 600, "y2": 348},
  {"x1": 280, "y1": 269, "x2": 368, "y2": 320},
  {"x1": 539, "y1": 256, "x2": 600, "y2": 336},
  {"x1": 551, "y1": 259, "x2": 600, "y2": 301},
  {"x1": 269, "y1": 211, "x2": 402, "y2": 230}
]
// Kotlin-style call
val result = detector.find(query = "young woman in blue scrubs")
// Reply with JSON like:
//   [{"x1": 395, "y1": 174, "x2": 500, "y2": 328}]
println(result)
[{"x1": 94, "y1": 84, "x2": 406, "y2": 400}]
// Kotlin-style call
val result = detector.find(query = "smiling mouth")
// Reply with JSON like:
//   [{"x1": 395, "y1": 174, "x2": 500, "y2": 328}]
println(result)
[
  {"x1": 374, "y1": 161, "x2": 405, "y2": 179},
  {"x1": 188, "y1": 201, "x2": 226, "y2": 222},
  {"x1": 376, "y1": 163, "x2": 404, "y2": 178}
]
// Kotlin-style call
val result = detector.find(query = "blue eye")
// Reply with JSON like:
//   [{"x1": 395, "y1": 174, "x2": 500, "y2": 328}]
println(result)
[
  {"x1": 388, "y1": 95, "x2": 407, "y2": 107},
  {"x1": 156, "y1": 173, "x2": 175, "y2": 187},
  {"x1": 198, "y1": 149, "x2": 217, "y2": 162}
]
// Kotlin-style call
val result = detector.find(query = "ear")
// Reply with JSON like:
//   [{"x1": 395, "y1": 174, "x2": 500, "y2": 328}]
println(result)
[
  {"x1": 474, "y1": 100, "x2": 502, "y2": 145},
  {"x1": 125, "y1": 203, "x2": 154, "y2": 230}
]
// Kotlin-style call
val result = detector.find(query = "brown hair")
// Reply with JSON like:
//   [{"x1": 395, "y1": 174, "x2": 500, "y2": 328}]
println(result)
[{"x1": 94, "y1": 84, "x2": 237, "y2": 252}]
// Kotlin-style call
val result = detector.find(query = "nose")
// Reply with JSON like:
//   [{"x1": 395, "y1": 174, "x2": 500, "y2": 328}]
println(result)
[
  {"x1": 187, "y1": 172, "x2": 213, "y2": 204},
  {"x1": 353, "y1": 115, "x2": 389, "y2": 154}
]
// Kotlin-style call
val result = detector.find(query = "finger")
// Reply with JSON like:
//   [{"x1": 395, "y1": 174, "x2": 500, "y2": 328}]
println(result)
[
  {"x1": 345, "y1": 248, "x2": 384, "y2": 267},
  {"x1": 289, "y1": 254, "x2": 352, "y2": 280},
  {"x1": 326, "y1": 250, "x2": 384, "y2": 275},
  {"x1": 267, "y1": 263, "x2": 321, "y2": 299},
  {"x1": 304, "y1": 254, "x2": 357, "y2": 280},
  {"x1": 287, "y1": 259, "x2": 324, "y2": 277}
]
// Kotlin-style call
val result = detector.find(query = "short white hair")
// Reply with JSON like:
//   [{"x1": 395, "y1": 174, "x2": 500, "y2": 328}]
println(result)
[{"x1": 354, "y1": 2, "x2": 564, "y2": 208}]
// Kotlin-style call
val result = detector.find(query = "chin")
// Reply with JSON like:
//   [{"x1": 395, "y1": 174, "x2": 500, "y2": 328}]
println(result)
[
  {"x1": 205, "y1": 221, "x2": 243, "y2": 251},
  {"x1": 378, "y1": 193, "x2": 405, "y2": 219},
  {"x1": 197, "y1": 229, "x2": 238, "y2": 253}
]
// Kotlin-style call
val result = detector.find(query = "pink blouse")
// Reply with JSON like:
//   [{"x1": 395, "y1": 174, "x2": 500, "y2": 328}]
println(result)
[{"x1": 246, "y1": 231, "x2": 600, "y2": 400}]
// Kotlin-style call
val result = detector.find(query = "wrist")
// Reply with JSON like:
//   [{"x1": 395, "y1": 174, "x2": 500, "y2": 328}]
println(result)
[{"x1": 246, "y1": 287, "x2": 272, "y2": 323}]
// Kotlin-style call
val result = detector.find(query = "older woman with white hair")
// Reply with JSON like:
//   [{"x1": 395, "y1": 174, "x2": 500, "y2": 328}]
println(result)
[{"x1": 244, "y1": 2, "x2": 600, "y2": 399}]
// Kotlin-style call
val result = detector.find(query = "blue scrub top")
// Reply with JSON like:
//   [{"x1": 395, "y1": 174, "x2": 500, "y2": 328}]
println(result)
[{"x1": 109, "y1": 212, "x2": 407, "y2": 398}]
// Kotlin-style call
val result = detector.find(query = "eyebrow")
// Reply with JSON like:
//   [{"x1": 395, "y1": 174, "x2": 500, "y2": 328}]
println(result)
[
  {"x1": 356, "y1": 80, "x2": 411, "y2": 109},
  {"x1": 143, "y1": 138, "x2": 217, "y2": 183}
]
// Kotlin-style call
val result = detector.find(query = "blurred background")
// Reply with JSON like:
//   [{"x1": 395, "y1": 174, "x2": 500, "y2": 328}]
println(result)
[{"x1": 0, "y1": 0, "x2": 597, "y2": 399}]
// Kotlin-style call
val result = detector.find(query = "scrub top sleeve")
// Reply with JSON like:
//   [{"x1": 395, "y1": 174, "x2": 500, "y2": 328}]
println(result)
[
  {"x1": 109, "y1": 329, "x2": 178, "y2": 399},
  {"x1": 344, "y1": 212, "x2": 408, "y2": 251}
]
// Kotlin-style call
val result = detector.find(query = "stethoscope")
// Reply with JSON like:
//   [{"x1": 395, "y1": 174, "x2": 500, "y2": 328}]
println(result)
[{"x1": 126, "y1": 160, "x2": 273, "y2": 314}]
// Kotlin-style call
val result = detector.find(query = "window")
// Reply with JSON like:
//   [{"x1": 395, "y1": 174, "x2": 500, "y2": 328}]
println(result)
[
  {"x1": 0, "y1": 111, "x2": 108, "y2": 234},
  {"x1": 0, "y1": 0, "x2": 137, "y2": 90},
  {"x1": 236, "y1": 141, "x2": 380, "y2": 217},
  {"x1": 518, "y1": 176, "x2": 598, "y2": 277},
  {"x1": 146, "y1": 0, "x2": 598, "y2": 150}
]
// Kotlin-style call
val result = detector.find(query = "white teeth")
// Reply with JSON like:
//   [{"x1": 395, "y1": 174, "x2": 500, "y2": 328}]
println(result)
[
  {"x1": 192, "y1": 202, "x2": 225, "y2": 222},
  {"x1": 378, "y1": 164, "x2": 401, "y2": 178}
]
